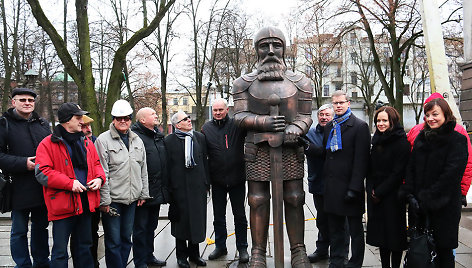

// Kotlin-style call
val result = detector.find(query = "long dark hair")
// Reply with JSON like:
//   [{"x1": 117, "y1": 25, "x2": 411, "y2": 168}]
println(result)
[
  {"x1": 374, "y1": 106, "x2": 401, "y2": 132},
  {"x1": 423, "y1": 98, "x2": 455, "y2": 129}
]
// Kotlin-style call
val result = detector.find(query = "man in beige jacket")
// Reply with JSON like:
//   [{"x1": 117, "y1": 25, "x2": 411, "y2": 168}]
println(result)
[{"x1": 95, "y1": 99, "x2": 150, "y2": 268}]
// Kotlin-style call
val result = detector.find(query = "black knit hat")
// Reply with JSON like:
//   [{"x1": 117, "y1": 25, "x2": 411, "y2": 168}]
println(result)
[{"x1": 58, "y1": 103, "x2": 89, "y2": 123}]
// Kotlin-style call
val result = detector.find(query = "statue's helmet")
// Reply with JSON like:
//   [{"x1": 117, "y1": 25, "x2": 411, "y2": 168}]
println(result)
[{"x1": 253, "y1": 27, "x2": 286, "y2": 56}]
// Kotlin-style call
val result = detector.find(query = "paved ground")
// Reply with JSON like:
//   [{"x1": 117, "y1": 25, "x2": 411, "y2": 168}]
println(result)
[{"x1": 1, "y1": 180, "x2": 472, "y2": 267}]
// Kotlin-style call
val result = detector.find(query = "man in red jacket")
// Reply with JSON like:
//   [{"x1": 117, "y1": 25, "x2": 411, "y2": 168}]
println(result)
[
  {"x1": 35, "y1": 103, "x2": 106, "y2": 267},
  {"x1": 407, "y1": 92, "x2": 472, "y2": 205}
]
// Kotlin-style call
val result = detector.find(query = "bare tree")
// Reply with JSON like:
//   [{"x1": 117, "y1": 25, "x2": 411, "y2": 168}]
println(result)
[
  {"x1": 143, "y1": 3, "x2": 182, "y2": 133},
  {"x1": 341, "y1": 0, "x2": 461, "y2": 120},
  {"x1": 27, "y1": 0, "x2": 175, "y2": 132},
  {"x1": 181, "y1": 0, "x2": 230, "y2": 130},
  {"x1": 0, "y1": 0, "x2": 21, "y2": 110}
]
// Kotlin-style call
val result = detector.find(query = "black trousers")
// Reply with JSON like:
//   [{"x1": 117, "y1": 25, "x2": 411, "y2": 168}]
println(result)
[
  {"x1": 70, "y1": 210, "x2": 100, "y2": 268},
  {"x1": 211, "y1": 183, "x2": 248, "y2": 250},
  {"x1": 313, "y1": 194, "x2": 350, "y2": 257},
  {"x1": 175, "y1": 238, "x2": 200, "y2": 260},
  {"x1": 327, "y1": 213, "x2": 364, "y2": 268},
  {"x1": 313, "y1": 194, "x2": 330, "y2": 254}
]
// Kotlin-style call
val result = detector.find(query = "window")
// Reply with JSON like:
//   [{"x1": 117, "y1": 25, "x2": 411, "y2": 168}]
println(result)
[
  {"x1": 305, "y1": 66, "x2": 313, "y2": 78},
  {"x1": 350, "y1": 32, "x2": 356, "y2": 45},
  {"x1": 383, "y1": 47, "x2": 390, "y2": 58},
  {"x1": 305, "y1": 48, "x2": 312, "y2": 60},
  {"x1": 351, "y1": 72, "x2": 357, "y2": 85},
  {"x1": 335, "y1": 47, "x2": 341, "y2": 58},
  {"x1": 404, "y1": 84, "x2": 410, "y2": 95},
  {"x1": 350, "y1": 52, "x2": 357, "y2": 64},
  {"x1": 57, "y1": 92, "x2": 63, "y2": 101},
  {"x1": 323, "y1": 84, "x2": 330, "y2": 97},
  {"x1": 336, "y1": 66, "x2": 342, "y2": 77},
  {"x1": 335, "y1": 83, "x2": 342, "y2": 91},
  {"x1": 405, "y1": 65, "x2": 410, "y2": 76},
  {"x1": 352, "y1": 91, "x2": 358, "y2": 99},
  {"x1": 183, "y1": 97, "x2": 188, "y2": 106},
  {"x1": 173, "y1": 98, "x2": 178, "y2": 105}
]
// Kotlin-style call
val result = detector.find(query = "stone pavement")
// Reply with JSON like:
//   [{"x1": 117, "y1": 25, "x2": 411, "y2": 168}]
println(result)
[{"x1": 1, "y1": 182, "x2": 472, "y2": 267}]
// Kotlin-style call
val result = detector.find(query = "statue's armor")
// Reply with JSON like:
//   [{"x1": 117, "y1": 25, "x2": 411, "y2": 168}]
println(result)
[{"x1": 233, "y1": 70, "x2": 313, "y2": 181}]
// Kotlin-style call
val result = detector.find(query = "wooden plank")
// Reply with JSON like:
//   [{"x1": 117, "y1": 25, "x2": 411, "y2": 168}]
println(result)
[
  {"x1": 460, "y1": 100, "x2": 472, "y2": 111},
  {"x1": 462, "y1": 78, "x2": 472, "y2": 91},
  {"x1": 461, "y1": 89, "x2": 472, "y2": 101}
]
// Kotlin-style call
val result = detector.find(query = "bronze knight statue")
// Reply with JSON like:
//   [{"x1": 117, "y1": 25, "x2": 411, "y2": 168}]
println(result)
[{"x1": 233, "y1": 27, "x2": 313, "y2": 268}]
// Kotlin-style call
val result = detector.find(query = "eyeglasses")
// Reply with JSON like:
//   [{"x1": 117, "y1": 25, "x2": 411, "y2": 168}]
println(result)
[
  {"x1": 14, "y1": 98, "x2": 35, "y2": 103},
  {"x1": 177, "y1": 116, "x2": 191, "y2": 124},
  {"x1": 114, "y1": 116, "x2": 131, "y2": 122},
  {"x1": 332, "y1": 101, "x2": 348, "y2": 106}
]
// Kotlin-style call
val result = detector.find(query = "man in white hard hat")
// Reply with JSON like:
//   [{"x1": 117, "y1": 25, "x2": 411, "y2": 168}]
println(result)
[{"x1": 95, "y1": 99, "x2": 150, "y2": 268}]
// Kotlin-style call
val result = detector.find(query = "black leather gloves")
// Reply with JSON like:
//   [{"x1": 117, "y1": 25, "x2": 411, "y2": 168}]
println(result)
[
  {"x1": 407, "y1": 194, "x2": 420, "y2": 216},
  {"x1": 462, "y1": 195, "x2": 468, "y2": 207},
  {"x1": 344, "y1": 190, "x2": 359, "y2": 202}
]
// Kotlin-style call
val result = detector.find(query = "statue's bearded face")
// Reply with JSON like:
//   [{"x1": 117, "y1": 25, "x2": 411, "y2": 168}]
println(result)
[{"x1": 256, "y1": 38, "x2": 286, "y2": 81}]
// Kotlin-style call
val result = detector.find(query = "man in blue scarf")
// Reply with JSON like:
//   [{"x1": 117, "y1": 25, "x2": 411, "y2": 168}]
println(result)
[{"x1": 322, "y1": 90, "x2": 371, "y2": 268}]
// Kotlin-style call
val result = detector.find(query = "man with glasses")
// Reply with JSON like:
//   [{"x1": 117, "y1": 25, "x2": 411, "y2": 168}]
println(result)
[
  {"x1": 0, "y1": 88, "x2": 51, "y2": 268},
  {"x1": 322, "y1": 90, "x2": 370, "y2": 268},
  {"x1": 164, "y1": 111, "x2": 209, "y2": 268},
  {"x1": 96, "y1": 99, "x2": 150, "y2": 268}
]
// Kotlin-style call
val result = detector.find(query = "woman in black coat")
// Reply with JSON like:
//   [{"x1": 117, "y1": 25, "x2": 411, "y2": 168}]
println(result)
[
  {"x1": 403, "y1": 98, "x2": 468, "y2": 268},
  {"x1": 366, "y1": 106, "x2": 409, "y2": 268}
]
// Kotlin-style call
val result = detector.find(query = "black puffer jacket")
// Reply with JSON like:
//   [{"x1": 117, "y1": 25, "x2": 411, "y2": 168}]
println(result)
[
  {"x1": 131, "y1": 122, "x2": 169, "y2": 206},
  {"x1": 201, "y1": 116, "x2": 246, "y2": 188},
  {"x1": 0, "y1": 108, "x2": 51, "y2": 210}
]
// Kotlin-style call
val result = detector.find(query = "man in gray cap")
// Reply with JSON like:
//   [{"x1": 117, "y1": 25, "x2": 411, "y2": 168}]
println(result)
[{"x1": 0, "y1": 88, "x2": 51, "y2": 267}]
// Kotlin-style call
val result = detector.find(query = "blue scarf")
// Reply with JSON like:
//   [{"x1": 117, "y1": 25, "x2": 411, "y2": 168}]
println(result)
[
  {"x1": 326, "y1": 107, "x2": 352, "y2": 152},
  {"x1": 175, "y1": 129, "x2": 196, "y2": 168}
]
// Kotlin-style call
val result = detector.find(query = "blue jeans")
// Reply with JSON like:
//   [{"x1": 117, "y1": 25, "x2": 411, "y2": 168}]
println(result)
[
  {"x1": 211, "y1": 183, "x2": 248, "y2": 250},
  {"x1": 10, "y1": 205, "x2": 50, "y2": 268},
  {"x1": 102, "y1": 202, "x2": 136, "y2": 268},
  {"x1": 133, "y1": 205, "x2": 160, "y2": 267},
  {"x1": 51, "y1": 212, "x2": 93, "y2": 268}
]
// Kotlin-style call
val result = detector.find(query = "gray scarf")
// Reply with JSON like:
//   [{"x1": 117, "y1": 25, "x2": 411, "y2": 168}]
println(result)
[{"x1": 174, "y1": 129, "x2": 196, "y2": 168}]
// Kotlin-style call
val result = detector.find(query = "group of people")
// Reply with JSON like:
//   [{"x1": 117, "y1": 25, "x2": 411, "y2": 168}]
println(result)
[
  {"x1": 304, "y1": 91, "x2": 471, "y2": 268},
  {"x1": 1, "y1": 25, "x2": 471, "y2": 268}
]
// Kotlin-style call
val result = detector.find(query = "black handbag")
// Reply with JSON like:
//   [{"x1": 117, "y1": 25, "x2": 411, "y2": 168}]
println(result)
[
  {"x1": 0, "y1": 172, "x2": 12, "y2": 213},
  {"x1": 404, "y1": 216, "x2": 436, "y2": 268},
  {"x1": 0, "y1": 117, "x2": 12, "y2": 213}
]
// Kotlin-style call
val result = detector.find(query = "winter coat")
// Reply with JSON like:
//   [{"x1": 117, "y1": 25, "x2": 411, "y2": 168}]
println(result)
[
  {"x1": 403, "y1": 121, "x2": 468, "y2": 248},
  {"x1": 35, "y1": 126, "x2": 106, "y2": 221},
  {"x1": 322, "y1": 113, "x2": 371, "y2": 216},
  {"x1": 201, "y1": 116, "x2": 246, "y2": 188},
  {"x1": 407, "y1": 122, "x2": 472, "y2": 196},
  {"x1": 304, "y1": 124, "x2": 325, "y2": 195},
  {"x1": 131, "y1": 122, "x2": 169, "y2": 206},
  {"x1": 0, "y1": 108, "x2": 51, "y2": 210},
  {"x1": 366, "y1": 125, "x2": 409, "y2": 250},
  {"x1": 164, "y1": 131, "x2": 209, "y2": 243},
  {"x1": 95, "y1": 123, "x2": 150, "y2": 206}
]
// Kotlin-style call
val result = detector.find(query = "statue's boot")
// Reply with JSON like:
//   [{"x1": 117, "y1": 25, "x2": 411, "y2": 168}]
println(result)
[
  {"x1": 284, "y1": 180, "x2": 311, "y2": 268},
  {"x1": 248, "y1": 181, "x2": 271, "y2": 268},
  {"x1": 249, "y1": 246, "x2": 267, "y2": 268},
  {"x1": 290, "y1": 244, "x2": 311, "y2": 268}
]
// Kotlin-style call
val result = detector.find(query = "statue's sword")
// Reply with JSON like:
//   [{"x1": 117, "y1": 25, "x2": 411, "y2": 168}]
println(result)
[{"x1": 254, "y1": 94, "x2": 284, "y2": 268}]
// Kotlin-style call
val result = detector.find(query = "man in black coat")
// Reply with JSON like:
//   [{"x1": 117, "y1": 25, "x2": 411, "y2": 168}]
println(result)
[
  {"x1": 165, "y1": 111, "x2": 209, "y2": 268},
  {"x1": 131, "y1": 107, "x2": 169, "y2": 268},
  {"x1": 0, "y1": 88, "x2": 51, "y2": 268},
  {"x1": 201, "y1": 98, "x2": 249, "y2": 263},
  {"x1": 322, "y1": 90, "x2": 371, "y2": 268}
]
